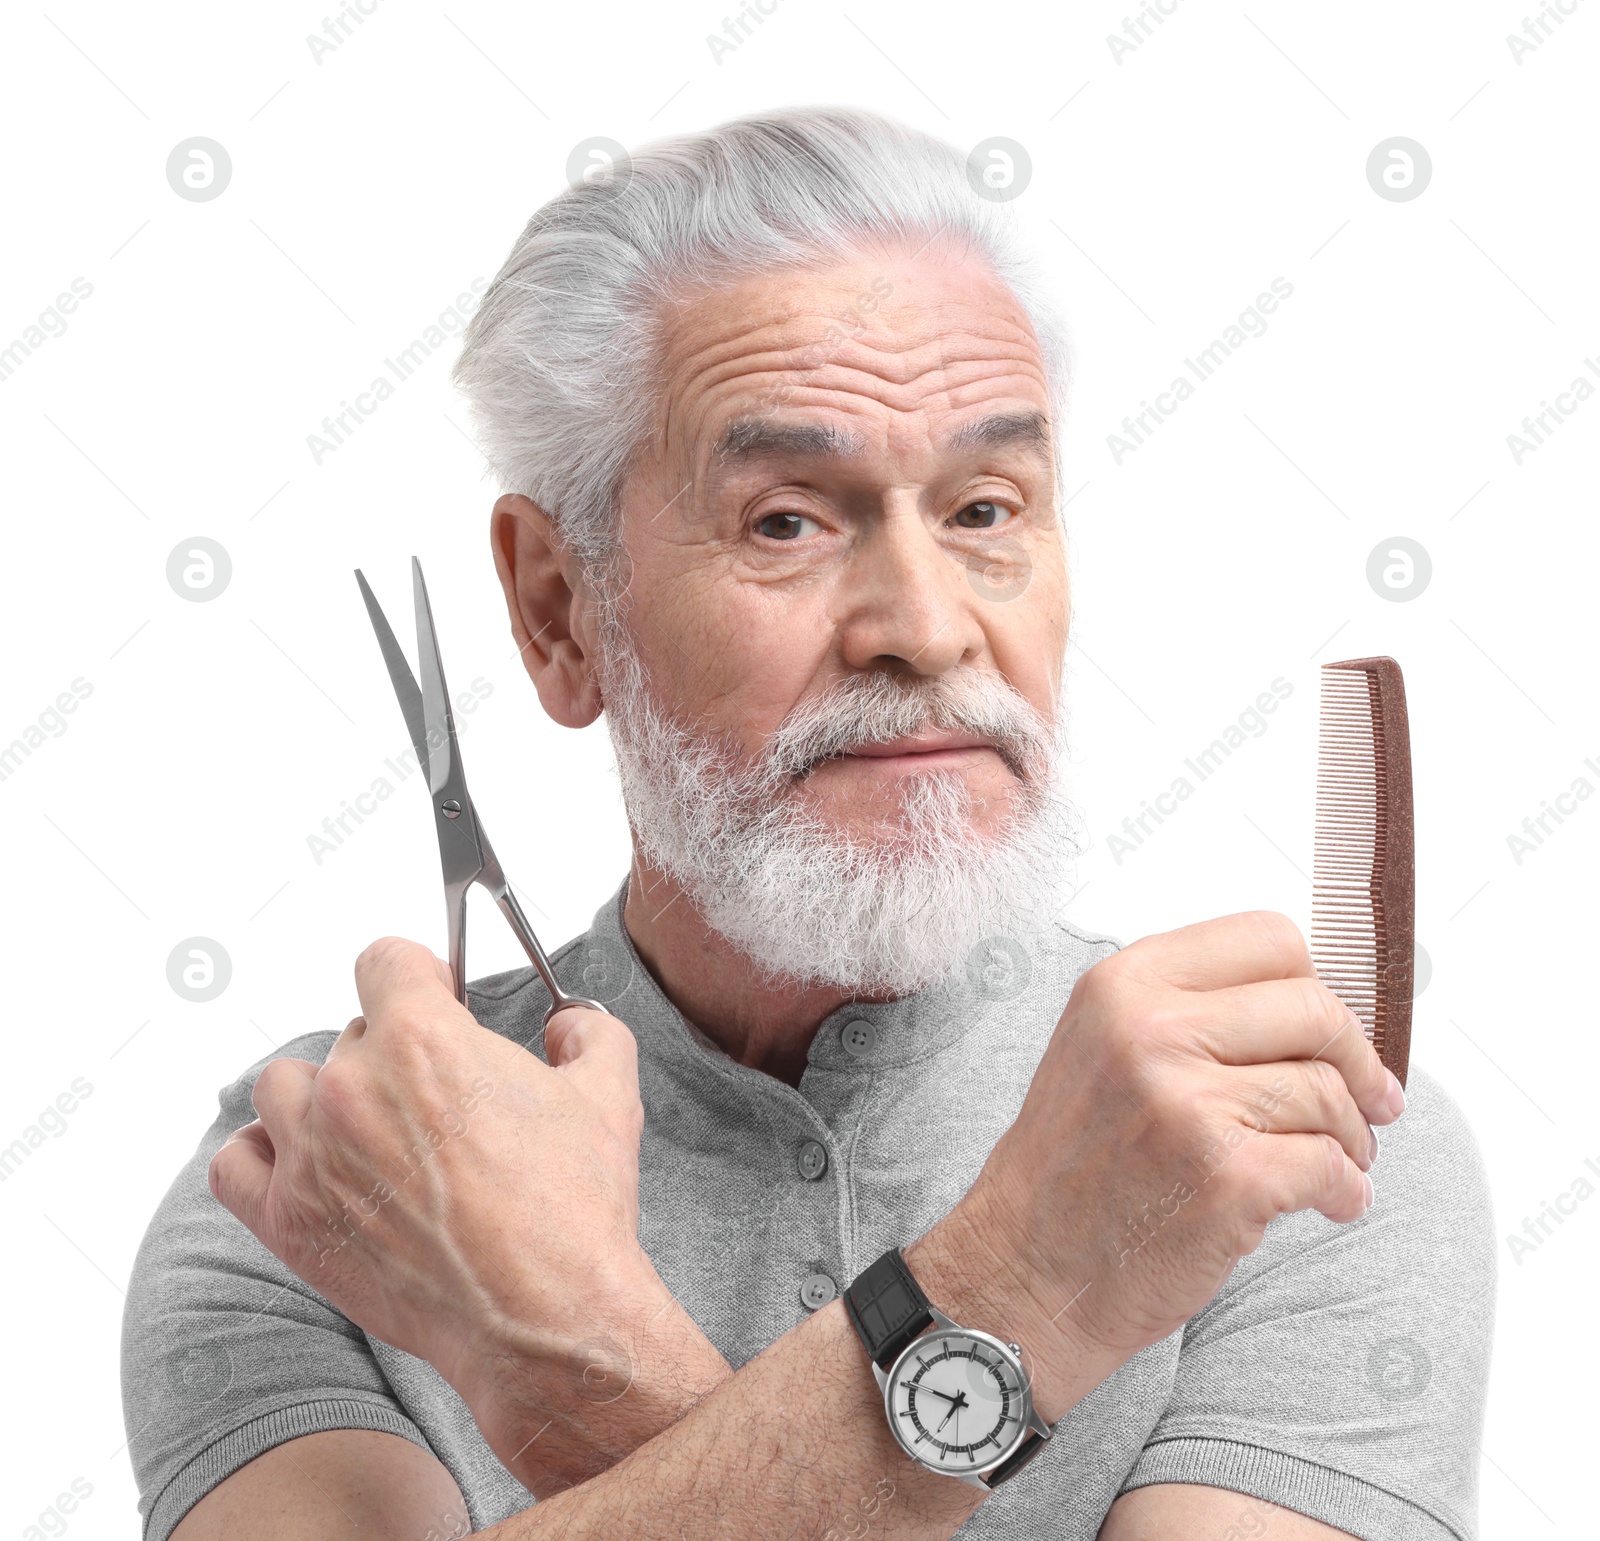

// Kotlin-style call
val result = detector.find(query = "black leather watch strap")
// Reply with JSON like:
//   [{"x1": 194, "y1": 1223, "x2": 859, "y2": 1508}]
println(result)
[
  {"x1": 979, "y1": 1427, "x2": 1047, "y2": 1488},
  {"x1": 843, "y1": 1248, "x2": 933, "y2": 1371}
]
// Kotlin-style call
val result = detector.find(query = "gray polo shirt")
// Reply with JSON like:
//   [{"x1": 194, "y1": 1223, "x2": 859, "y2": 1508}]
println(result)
[{"x1": 122, "y1": 883, "x2": 1495, "y2": 1541}]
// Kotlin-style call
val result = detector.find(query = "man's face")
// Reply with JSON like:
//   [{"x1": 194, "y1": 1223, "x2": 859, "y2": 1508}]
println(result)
[{"x1": 606, "y1": 238, "x2": 1069, "y2": 844}]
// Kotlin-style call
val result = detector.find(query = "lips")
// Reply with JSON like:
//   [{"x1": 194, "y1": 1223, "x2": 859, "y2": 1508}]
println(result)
[{"x1": 846, "y1": 733, "x2": 994, "y2": 759}]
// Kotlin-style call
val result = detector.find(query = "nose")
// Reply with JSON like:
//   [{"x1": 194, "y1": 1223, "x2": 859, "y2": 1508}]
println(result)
[{"x1": 834, "y1": 501, "x2": 986, "y2": 677}]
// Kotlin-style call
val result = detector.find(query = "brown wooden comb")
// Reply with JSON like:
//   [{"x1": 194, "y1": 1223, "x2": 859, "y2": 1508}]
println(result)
[{"x1": 1310, "y1": 657, "x2": 1415, "y2": 1086}]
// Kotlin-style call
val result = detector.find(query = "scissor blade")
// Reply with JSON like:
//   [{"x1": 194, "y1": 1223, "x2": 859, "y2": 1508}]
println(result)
[
  {"x1": 354, "y1": 568, "x2": 431, "y2": 782},
  {"x1": 412, "y1": 556, "x2": 463, "y2": 800}
]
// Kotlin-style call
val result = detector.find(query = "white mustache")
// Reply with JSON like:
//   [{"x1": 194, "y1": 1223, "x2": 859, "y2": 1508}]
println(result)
[{"x1": 762, "y1": 669, "x2": 1054, "y2": 783}]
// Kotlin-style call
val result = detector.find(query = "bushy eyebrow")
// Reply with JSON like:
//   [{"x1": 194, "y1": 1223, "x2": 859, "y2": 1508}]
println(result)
[
  {"x1": 711, "y1": 409, "x2": 1052, "y2": 465},
  {"x1": 713, "y1": 420, "x2": 866, "y2": 461},
  {"x1": 942, "y1": 410, "x2": 1051, "y2": 457}
]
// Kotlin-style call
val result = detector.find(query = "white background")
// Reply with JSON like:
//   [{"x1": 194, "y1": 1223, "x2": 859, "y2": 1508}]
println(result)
[{"x1": 1, "y1": 1, "x2": 1594, "y2": 1535}]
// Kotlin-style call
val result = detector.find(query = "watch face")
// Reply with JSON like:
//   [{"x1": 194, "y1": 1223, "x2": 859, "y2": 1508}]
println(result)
[{"x1": 882, "y1": 1328, "x2": 1030, "y2": 1475}]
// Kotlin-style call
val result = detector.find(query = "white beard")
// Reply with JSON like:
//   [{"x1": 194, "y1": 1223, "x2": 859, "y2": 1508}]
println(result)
[{"x1": 596, "y1": 610, "x2": 1083, "y2": 997}]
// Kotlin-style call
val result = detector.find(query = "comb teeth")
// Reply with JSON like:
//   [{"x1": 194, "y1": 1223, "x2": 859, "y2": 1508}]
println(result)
[{"x1": 1310, "y1": 657, "x2": 1415, "y2": 1085}]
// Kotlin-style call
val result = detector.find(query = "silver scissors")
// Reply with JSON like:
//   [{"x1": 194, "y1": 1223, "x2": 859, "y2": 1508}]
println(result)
[{"x1": 354, "y1": 556, "x2": 605, "y2": 1025}]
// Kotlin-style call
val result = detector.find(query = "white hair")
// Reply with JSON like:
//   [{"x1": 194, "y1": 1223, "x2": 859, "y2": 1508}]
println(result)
[{"x1": 451, "y1": 105, "x2": 1072, "y2": 568}]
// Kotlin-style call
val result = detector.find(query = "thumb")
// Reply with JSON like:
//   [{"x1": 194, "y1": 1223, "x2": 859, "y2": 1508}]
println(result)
[
  {"x1": 209, "y1": 1121, "x2": 275, "y2": 1235},
  {"x1": 544, "y1": 1005, "x2": 642, "y2": 1128}
]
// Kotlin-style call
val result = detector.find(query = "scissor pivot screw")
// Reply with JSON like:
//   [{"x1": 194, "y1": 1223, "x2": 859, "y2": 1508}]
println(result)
[{"x1": 441, "y1": 799, "x2": 462, "y2": 819}]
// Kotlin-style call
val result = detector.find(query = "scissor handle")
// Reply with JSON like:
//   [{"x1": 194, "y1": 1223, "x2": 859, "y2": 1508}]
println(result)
[
  {"x1": 543, "y1": 995, "x2": 608, "y2": 1028},
  {"x1": 446, "y1": 880, "x2": 471, "y2": 1008},
  {"x1": 446, "y1": 880, "x2": 608, "y2": 1025},
  {"x1": 486, "y1": 884, "x2": 616, "y2": 1028}
]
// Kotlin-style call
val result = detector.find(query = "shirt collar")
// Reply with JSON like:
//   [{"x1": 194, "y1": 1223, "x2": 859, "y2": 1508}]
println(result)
[{"x1": 577, "y1": 877, "x2": 1052, "y2": 1080}]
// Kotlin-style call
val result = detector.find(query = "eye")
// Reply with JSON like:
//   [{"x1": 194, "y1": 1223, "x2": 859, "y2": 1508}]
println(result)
[
  {"x1": 756, "y1": 511, "x2": 821, "y2": 541},
  {"x1": 952, "y1": 501, "x2": 1013, "y2": 530}
]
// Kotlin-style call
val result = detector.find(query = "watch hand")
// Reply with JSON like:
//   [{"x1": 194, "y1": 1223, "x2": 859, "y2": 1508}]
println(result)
[{"x1": 912, "y1": 1382, "x2": 962, "y2": 1407}]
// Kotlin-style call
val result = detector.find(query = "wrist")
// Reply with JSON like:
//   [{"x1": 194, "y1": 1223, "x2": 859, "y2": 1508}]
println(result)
[
  {"x1": 905, "y1": 1190, "x2": 1122, "y2": 1428},
  {"x1": 454, "y1": 1262, "x2": 732, "y2": 1494}
]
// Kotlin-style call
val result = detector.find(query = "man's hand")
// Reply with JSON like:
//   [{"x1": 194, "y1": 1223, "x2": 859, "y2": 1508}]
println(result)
[
  {"x1": 910, "y1": 910, "x2": 1406, "y2": 1423},
  {"x1": 208, "y1": 936, "x2": 730, "y2": 1492}
]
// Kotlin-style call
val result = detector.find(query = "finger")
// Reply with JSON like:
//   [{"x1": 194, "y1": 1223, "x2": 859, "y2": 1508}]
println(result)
[
  {"x1": 1184, "y1": 976, "x2": 1400, "y2": 1127},
  {"x1": 352, "y1": 935, "x2": 470, "y2": 1040},
  {"x1": 1213, "y1": 1060, "x2": 1374, "y2": 1173},
  {"x1": 544, "y1": 1005, "x2": 642, "y2": 1128},
  {"x1": 1119, "y1": 910, "x2": 1314, "y2": 992},
  {"x1": 209, "y1": 1120, "x2": 276, "y2": 1232},
  {"x1": 252, "y1": 1057, "x2": 317, "y2": 1149},
  {"x1": 1229, "y1": 1130, "x2": 1372, "y2": 1229}
]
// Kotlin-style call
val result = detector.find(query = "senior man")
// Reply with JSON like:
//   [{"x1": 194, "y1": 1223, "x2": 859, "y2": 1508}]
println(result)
[{"x1": 123, "y1": 108, "x2": 1494, "y2": 1541}]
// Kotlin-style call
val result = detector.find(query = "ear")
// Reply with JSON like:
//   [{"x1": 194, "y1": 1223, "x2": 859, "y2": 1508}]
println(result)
[{"x1": 490, "y1": 494, "x2": 603, "y2": 728}]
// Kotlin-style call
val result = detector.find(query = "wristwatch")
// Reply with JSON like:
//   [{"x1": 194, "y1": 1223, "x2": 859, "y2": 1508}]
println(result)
[{"x1": 843, "y1": 1248, "x2": 1051, "y2": 1491}]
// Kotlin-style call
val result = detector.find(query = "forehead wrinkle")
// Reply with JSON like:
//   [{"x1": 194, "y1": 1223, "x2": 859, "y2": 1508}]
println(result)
[
  {"x1": 661, "y1": 293, "x2": 1041, "y2": 412},
  {"x1": 821, "y1": 322, "x2": 1043, "y2": 395},
  {"x1": 656, "y1": 293, "x2": 1051, "y2": 484},
  {"x1": 691, "y1": 353, "x2": 1049, "y2": 443}
]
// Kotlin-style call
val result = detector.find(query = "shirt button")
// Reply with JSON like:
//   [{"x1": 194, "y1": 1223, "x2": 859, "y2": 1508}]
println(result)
[
  {"x1": 797, "y1": 1140, "x2": 829, "y2": 1181},
  {"x1": 800, "y1": 1272, "x2": 837, "y2": 1310},
  {"x1": 840, "y1": 1018, "x2": 877, "y2": 1057}
]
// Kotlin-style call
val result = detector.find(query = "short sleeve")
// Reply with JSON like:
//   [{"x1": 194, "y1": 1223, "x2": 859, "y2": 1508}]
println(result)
[
  {"x1": 1120, "y1": 1064, "x2": 1496, "y2": 1541},
  {"x1": 121, "y1": 1032, "x2": 435, "y2": 1541}
]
